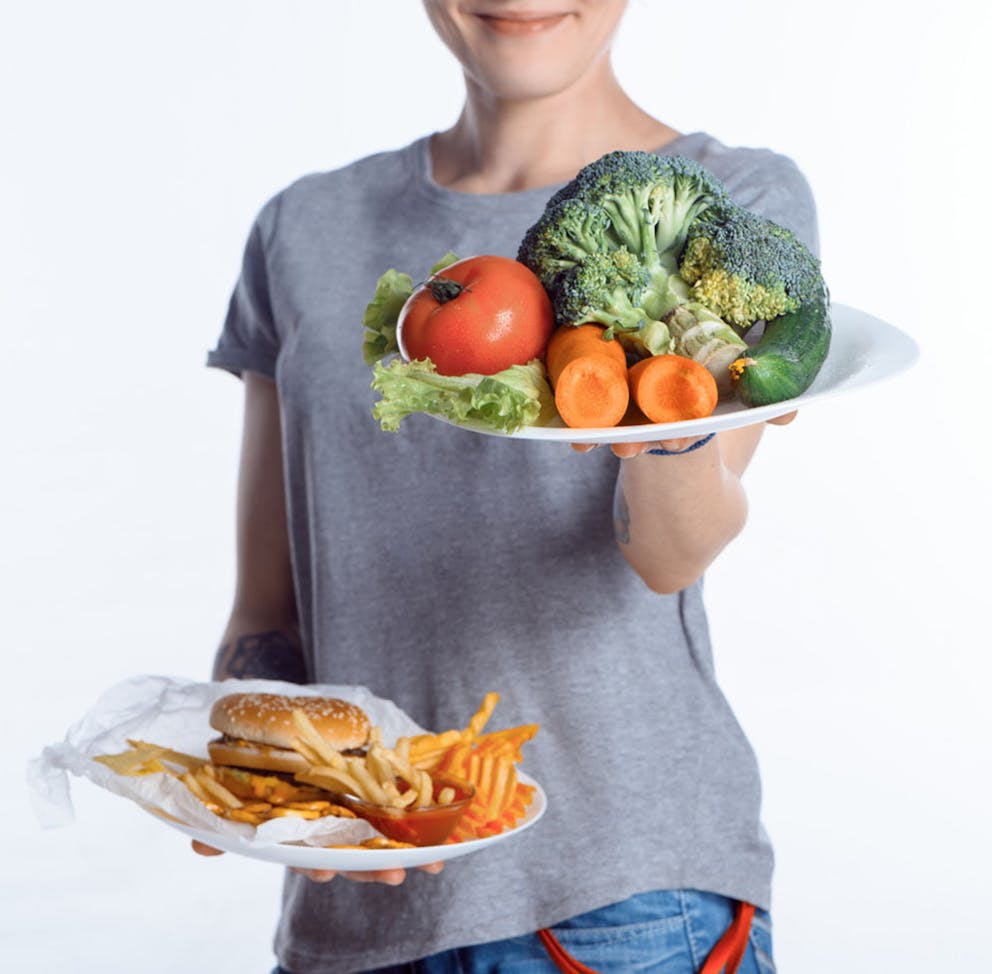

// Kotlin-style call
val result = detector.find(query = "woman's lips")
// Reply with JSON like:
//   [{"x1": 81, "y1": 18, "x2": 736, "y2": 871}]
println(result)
[{"x1": 475, "y1": 13, "x2": 571, "y2": 35}]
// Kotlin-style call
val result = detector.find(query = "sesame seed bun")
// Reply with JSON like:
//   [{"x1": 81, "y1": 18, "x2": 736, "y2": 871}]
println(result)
[{"x1": 207, "y1": 692, "x2": 370, "y2": 774}]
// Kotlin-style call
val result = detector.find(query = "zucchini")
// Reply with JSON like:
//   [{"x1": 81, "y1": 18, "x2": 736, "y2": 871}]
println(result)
[{"x1": 729, "y1": 296, "x2": 831, "y2": 406}]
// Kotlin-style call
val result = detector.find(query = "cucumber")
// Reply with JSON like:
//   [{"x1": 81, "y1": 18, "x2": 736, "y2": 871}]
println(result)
[{"x1": 729, "y1": 296, "x2": 831, "y2": 406}]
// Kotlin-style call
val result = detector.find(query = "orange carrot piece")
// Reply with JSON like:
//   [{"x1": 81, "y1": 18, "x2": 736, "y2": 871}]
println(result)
[
  {"x1": 627, "y1": 354, "x2": 718, "y2": 425},
  {"x1": 546, "y1": 324, "x2": 626, "y2": 386},
  {"x1": 554, "y1": 356, "x2": 629, "y2": 429}
]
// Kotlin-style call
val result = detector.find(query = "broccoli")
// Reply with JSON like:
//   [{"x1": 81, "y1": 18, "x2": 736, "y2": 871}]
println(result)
[
  {"x1": 679, "y1": 202, "x2": 825, "y2": 329},
  {"x1": 517, "y1": 151, "x2": 725, "y2": 342},
  {"x1": 517, "y1": 198, "x2": 617, "y2": 283},
  {"x1": 551, "y1": 250, "x2": 684, "y2": 355},
  {"x1": 518, "y1": 149, "x2": 830, "y2": 401}
]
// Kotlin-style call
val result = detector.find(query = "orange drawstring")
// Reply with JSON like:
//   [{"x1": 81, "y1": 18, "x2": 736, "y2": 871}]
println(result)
[{"x1": 537, "y1": 900, "x2": 755, "y2": 974}]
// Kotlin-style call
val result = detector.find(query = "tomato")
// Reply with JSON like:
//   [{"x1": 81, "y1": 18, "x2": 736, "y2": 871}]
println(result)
[{"x1": 396, "y1": 255, "x2": 554, "y2": 376}]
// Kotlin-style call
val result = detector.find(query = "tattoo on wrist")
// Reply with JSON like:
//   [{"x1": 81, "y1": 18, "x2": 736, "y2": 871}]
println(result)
[
  {"x1": 213, "y1": 629, "x2": 308, "y2": 683},
  {"x1": 613, "y1": 482, "x2": 631, "y2": 545}
]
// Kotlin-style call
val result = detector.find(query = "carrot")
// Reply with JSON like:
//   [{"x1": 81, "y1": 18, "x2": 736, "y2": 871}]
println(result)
[
  {"x1": 627, "y1": 354, "x2": 719, "y2": 425},
  {"x1": 545, "y1": 325, "x2": 629, "y2": 428},
  {"x1": 554, "y1": 357, "x2": 629, "y2": 428},
  {"x1": 545, "y1": 324, "x2": 626, "y2": 386}
]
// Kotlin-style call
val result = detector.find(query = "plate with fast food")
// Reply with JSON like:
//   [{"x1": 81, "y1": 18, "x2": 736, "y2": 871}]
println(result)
[
  {"x1": 31, "y1": 678, "x2": 546, "y2": 871},
  {"x1": 148, "y1": 770, "x2": 546, "y2": 871}
]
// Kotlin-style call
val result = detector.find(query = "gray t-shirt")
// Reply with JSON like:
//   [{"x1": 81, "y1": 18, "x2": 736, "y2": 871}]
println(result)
[{"x1": 208, "y1": 132, "x2": 817, "y2": 974}]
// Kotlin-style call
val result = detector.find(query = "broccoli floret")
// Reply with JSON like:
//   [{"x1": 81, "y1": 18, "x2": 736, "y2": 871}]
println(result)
[
  {"x1": 551, "y1": 251, "x2": 677, "y2": 355},
  {"x1": 680, "y1": 203, "x2": 825, "y2": 328},
  {"x1": 517, "y1": 151, "x2": 725, "y2": 340},
  {"x1": 517, "y1": 198, "x2": 618, "y2": 290}
]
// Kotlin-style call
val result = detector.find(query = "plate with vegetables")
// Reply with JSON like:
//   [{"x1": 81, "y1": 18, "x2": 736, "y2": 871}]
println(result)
[{"x1": 362, "y1": 152, "x2": 918, "y2": 443}]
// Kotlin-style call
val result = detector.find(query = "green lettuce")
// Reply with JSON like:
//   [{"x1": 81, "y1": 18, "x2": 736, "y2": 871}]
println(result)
[
  {"x1": 361, "y1": 269, "x2": 414, "y2": 366},
  {"x1": 360, "y1": 255, "x2": 460, "y2": 366},
  {"x1": 371, "y1": 358, "x2": 554, "y2": 434}
]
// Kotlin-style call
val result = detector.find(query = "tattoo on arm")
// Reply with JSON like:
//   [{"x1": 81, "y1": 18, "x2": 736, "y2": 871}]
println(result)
[
  {"x1": 613, "y1": 479, "x2": 631, "y2": 545},
  {"x1": 213, "y1": 629, "x2": 308, "y2": 683}
]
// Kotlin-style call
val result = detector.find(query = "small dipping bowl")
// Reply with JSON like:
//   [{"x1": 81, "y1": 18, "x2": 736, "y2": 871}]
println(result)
[{"x1": 339, "y1": 771, "x2": 475, "y2": 846}]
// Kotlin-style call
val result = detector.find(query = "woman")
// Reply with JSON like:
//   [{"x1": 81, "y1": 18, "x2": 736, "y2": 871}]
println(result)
[{"x1": 201, "y1": 2, "x2": 813, "y2": 971}]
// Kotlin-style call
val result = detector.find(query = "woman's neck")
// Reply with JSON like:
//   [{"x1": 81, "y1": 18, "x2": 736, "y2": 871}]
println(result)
[{"x1": 430, "y1": 58, "x2": 680, "y2": 194}]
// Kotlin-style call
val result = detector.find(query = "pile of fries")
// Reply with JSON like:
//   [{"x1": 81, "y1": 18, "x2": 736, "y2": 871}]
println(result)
[
  {"x1": 94, "y1": 740, "x2": 355, "y2": 827},
  {"x1": 293, "y1": 692, "x2": 537, "y2": 841},
  {"x1": 405, "y1": 693, "x2": 538, "y2": 841}
]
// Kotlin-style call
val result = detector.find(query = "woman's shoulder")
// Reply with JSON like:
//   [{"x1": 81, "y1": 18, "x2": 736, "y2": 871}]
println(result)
[{"x1": 252, "y1": 138, "x2": 425, "y2": 238}]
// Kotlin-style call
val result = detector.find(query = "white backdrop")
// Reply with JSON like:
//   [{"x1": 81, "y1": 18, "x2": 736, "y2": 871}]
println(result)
[{"x1": 4, "y1": 1, "x2": 990, "y2": 971}]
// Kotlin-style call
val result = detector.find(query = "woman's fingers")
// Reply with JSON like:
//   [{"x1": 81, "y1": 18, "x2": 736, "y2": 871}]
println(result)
[
  {"x1": 291, "y1": 867, "x2": 406, "y2": 885},
  {"x1": 572, "y1": 439, "x2": 703, "y2": 458},
  {"x1": 416, "y1": 861, "x2": 445, "y2": 875},
  {"x1": 194, "y1": 840, "x2": 444, "y2": 886},
  {"x1": 766, "y1": 410, "x2": 798, "y2": 426},
  {"x1": 290, "y1": 861, "x2": 444, "y2": 885}
]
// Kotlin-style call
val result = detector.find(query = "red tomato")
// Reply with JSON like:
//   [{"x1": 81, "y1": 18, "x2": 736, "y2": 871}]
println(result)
[{"x1": 396, "y1": 255, "x2": 554, "y2": 376}]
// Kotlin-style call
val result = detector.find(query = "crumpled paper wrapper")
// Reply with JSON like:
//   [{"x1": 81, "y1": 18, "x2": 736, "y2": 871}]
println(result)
[{"x1": 27, "y1": 675, "x2": 430, "y2": 848}]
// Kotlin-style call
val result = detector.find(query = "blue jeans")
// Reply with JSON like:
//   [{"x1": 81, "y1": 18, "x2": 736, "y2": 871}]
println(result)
[{"x1": 272, "y1": 889, "x2": 775, "y2": 973}]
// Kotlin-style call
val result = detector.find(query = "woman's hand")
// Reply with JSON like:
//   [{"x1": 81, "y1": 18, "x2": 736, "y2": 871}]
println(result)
[
  {"x1": 191, "y1": 840, "x2": 444, "y2": 885},
  {"x1": 571, "y1": 411, "x2": 799, "y2": 593}
]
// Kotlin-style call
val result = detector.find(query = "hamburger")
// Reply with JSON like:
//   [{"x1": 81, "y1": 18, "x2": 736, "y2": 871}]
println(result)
[{"x1": 206, "y1": 692, "x2": 371, "y2": 802}]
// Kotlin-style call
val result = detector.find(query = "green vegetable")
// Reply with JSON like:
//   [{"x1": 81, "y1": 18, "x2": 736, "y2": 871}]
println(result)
[
  {"x1": 518, "y1": 149, "x2": 832, "y2": 407},
  {"x1": 361, "y1": 254, "x2": 462, "y2": 366},
  {"x1": 729, "y1": 293, "x2": 832, "y2": 405},
  {"x1": 371, "y1": 358, "x2": 554, "y2": 433},
  {"x1": 679, "y1": 203, "x2": 824, "y2": 328},
  {"x1": 517, "y1": 152, "x2": 724, "y2": 346},
  {"x1": 429, "y1": 251, "x2": 460, "y2": 275},
  {"x1": 361, "y1": 269, "x2": 414, "y2": 365},
  {"x1": 549, "y1": 249, "x2": 685, "y2": 356},
  {"x1": 664, "y1": 303, "x2": 748, "y2": 398}
]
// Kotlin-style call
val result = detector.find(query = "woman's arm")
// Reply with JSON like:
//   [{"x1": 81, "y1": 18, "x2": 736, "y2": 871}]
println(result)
[
  {"x1": 607, "y1": 415, "x2": 793, "y2": 593},
  {"x1": 212, "y1": 371, "x2": 306, "y2": 683}
]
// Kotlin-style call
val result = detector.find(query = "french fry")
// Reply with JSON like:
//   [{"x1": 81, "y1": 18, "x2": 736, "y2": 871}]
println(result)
[
  {"x1": 383, "y1": 749, "x2": 421, "y2": 789},
  {"x1": 291, "y1": 709, "x2": 344, "y2": 768},
  {"x1": 477, "y1": 754, "x2": 495, "y2": 804},
  {"x1": 485, "y1": 758, "x2": 511, "y2": 821},
  {"x1": 238, "y1": 801, "x2": 274, "y2": 813},
  {"x1": 226, "y1": 808, "x2": 264, "y2": 825},
  {"x1": 415, "y1": 770, "x2": 434, "y2": 808},
  {"x1": 297, "y1": 766, "x2": 366, "y2": 799},
  {"x1": 464, "y1": 692, "x2": 500, "y2": 739},
  {"x1": 269, "y1": 806, "x2": 321, "y2": 819},
  {"x1": 95, "y1": 742, "x2": 188, "y2": 777},
  {"x1": 366, "y1": 745, "x2": 396, "y2": 787},
  {"x1": 409, "y1": 729, "x2": 462, "y2": 758},
  {"x1": 291, "y1": 737, "x2": 330, "y2": 769},
  {"x1": 181, "y1": 770, "x2": 213, "y2": 805},
  {"x1": 361, "y1": 836, "x2": 416, "y2": 850},
  {"x1": 346, "y1": 756, "x2": 390, "y2": 805},
  {"x1": 196, "y1": 768, "x2": 244, "y2": 809}
]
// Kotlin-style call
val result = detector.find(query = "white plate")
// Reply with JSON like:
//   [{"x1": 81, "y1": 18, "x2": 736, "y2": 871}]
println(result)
[
  {"x1": 152, "y1": 773, "x2": 547, "y2": 871},
  {"x1": 441, "y1": 305, "x2": 918, "y2": 444}
]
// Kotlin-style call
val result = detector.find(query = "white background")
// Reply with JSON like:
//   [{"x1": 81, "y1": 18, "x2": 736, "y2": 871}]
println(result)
[{"x1": 4, "y1": 1, "x2": 991, "y2": 971}]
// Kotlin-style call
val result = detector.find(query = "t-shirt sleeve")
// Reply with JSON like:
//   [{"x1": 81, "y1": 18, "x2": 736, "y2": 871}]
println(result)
[{"x1": 206, "y1": 211, "x2": 280, "y2": 379}]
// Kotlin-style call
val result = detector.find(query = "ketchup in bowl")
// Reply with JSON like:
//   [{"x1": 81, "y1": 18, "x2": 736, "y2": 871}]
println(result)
[{"x1": 339, "y1": 771, "x2": 474, "y2": 846}]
